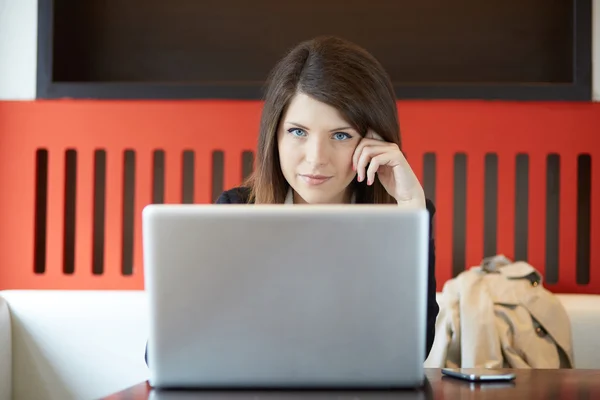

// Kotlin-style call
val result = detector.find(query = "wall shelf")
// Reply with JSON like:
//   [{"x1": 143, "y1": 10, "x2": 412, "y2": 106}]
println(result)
[{"x1": 37, "y1": 0, "x2": 593, "y2": 101}]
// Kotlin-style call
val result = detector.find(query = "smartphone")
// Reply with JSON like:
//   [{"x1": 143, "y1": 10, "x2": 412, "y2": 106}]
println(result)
[{"x1": 441, "y1": 368, "x2": 516, "y2": 382}]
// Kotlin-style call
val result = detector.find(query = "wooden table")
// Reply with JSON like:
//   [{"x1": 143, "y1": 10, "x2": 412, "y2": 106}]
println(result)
[{"x1": 102, "y1": 368, "x2": 600, "y2": 399}]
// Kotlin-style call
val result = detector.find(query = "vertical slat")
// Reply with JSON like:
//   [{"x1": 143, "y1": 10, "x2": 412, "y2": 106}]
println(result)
[
  {"x1": 195, "y1": 149, "x2": 213, "y2": 204},
  {"x1": 514, "y1": 154, "x2": 529, "y2": 262},
  {"x1": 122, "y1": 150, "x2": 136, "y2": 276},
  {"x1": 224, "y1": 150, "x2": 243, "y2": 192},
  {"x1": 46, "y1": 147, "x2": 65, "y2": 280},
  {"x1": 212, "y1": 151, "x2": 225, "y2": 203},
  {"x1": 104, "y1": 148, "x2": 122, "y2": 280},
  {"x1": 134, "y1": 149, "x2": 152, "y2": 278},
  {"x1": 423, "y1": 153, "x2": 437, "y2": 235},
  {"x1": 528, "y1": 153, "x2": 547, "y2": 279},
  {"x1": 92, "y1": 150, "x2": 107, "y2": 275},
  {"x1": 466, "y1": 153, "x2": 484, "y2": 268},
  {"x1": 75, "y1": 148, "x2": 94, "y2": 278},
  {"x1": 152, "y1": 150, "x2": 165, "y2": 204},
  {"x1": 165, "y1": 149, "x2": 182, "y2": 204},
  {"x1": 483, "y1": 153, "x2": 498, "y2": 258},
  {"x1": 496, "y1": 153, "x2": 516, "y2": 260},
  {"x1": 590, "y1": 154, "x2": 600, "y2": 290},
  {"x1": 181, "y1": 150, "x2": 195, "y2": 204},
  {"x1": 242, "y1": 151, "x2": 254, "y2": 181},
  {"x1": 558, "y1": 154, "x2": 578, "y2": 290},
  {"x1": 34, "y1": 149, "x2": 49, "y2": 274},
  {"x1": 435, "y1": 152, "x2": 454, "y2": 289},
  {"x1": 452, "y1": 153, "x2": 467, "y2": 276},
  {"x1": 576, "y1": 154, "x2": 591, "y2": 285},
  {"x1": 63, "y1": 149, "x2": 77, "y2": 275},
  {"x1": 545, "y1": 154, "x2": 561, "y2": 284},
  {"x1": 423, "y1": 153, "x2": 436, "y2": 206}
]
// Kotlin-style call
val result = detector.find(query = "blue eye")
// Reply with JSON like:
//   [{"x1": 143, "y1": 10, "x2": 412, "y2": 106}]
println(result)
[
  {"x1": 333, "y1": 132, "x2": 352, "y2": 141},
  {"x1": 288, "y1": 128, "x2": 306, "y2": 137}
]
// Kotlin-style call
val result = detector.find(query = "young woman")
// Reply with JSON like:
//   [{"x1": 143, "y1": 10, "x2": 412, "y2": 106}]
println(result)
[{"x1": 217, "y1": 36, "x2": 439, "y2": 358}]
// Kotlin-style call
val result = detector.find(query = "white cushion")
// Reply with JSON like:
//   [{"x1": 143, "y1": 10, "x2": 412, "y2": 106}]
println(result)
[
  {"x1": 555, "y1": 294, "x2": 600, "y2": 369},
  {"x1": 0, "y1": 290, "x2": 149, "y2": 400},
  {"x1": 0, "y1": 295, "x2": 11, "y2": 400},
  {"x1": 1, "y1": 290, "x2": 599, "y2": 400}
]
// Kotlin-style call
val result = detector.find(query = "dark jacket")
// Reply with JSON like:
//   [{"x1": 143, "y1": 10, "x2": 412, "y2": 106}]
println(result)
[
  {"x1": 145, "y1": 188, "x2": 439, "y2": 364},
  {"x1": 216, "y1": 187, "x2": 439, "y2": 359}
]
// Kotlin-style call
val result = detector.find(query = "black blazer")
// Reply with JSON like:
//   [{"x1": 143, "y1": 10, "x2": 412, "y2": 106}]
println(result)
[
  {"x1": 145, "y1": 188, "x2": 440, "y2": 365},
  {"x1": 217, "y1": 187, "x2": 440, "y2": 359}
]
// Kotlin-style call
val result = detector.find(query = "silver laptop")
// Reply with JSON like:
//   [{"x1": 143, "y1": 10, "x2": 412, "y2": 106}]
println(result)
[{"x1": 143, "y1": 204, "x2": 430, "y2": 389}]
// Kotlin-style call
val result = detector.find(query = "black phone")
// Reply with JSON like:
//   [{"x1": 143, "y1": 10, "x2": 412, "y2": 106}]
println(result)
[{"x1": 441, "y1": 368, "x2": 516, "y2": 382}]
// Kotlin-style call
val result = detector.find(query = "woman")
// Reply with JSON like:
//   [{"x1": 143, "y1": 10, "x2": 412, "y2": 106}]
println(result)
[{"x1": 217, "y1": 36, "x2": 439, "y2": 358}]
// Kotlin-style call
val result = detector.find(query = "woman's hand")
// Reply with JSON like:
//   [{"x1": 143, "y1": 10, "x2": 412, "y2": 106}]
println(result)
[{"x1": 352, "y1": 130, "x2": 426, "y2": 208}]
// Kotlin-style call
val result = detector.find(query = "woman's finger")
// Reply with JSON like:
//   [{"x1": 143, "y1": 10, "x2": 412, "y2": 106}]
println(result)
[
  {"x1": 352, "y1": 141, "x2": 388, "y2": 173},
  {"x1": 366, "y1": 153, "x2": 391, "y2": 185},
  {"x1": 356, "y1": 146, "x2": 379, "y2": 182},
  {"x1": 365, "y1": 130, "x2": 385, "y2": 142},
  {"x1": 356, "y1": 145, "x2": 390, "y2": 182},
  {"x1": 352, "y1": 140, "x2": 369, "y2": 171},
  {"x1": 352, "y1": 130, "x2": 385, "y2": 168}
]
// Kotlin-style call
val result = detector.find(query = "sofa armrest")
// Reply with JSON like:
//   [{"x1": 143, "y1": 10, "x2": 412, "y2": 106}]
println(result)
[
  {"x1": 2, "y1": 290, "x2": 149, "y2": 400},
  {"x1": 557, "y1": 294, "x2": 600, "y2": 369},
  {"x1": 0, "y1": 295, "x2": 11, "y2": 400}
]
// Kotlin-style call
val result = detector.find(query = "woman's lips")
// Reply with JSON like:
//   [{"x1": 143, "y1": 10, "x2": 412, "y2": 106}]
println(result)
[{"x1": 299, "y1": 174, "x2": 332, "y2": 185}]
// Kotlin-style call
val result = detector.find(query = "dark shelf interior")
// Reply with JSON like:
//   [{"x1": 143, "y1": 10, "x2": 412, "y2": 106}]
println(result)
[{"x1": 51, "y1": 0, "x2": 574, "y2": 86}]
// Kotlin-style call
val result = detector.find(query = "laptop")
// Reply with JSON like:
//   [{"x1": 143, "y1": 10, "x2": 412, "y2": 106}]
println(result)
[{"x1": 142, "y1": 204, "x2": 430, "y2": 389}]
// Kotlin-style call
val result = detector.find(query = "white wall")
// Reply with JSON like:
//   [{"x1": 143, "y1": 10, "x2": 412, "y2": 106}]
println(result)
[
  {"x1": 0, "y1": 0, "x2": 37, "y2": 100},
  {"x1": 0, "y1": 0, "x2": 597, "y2": 101}
]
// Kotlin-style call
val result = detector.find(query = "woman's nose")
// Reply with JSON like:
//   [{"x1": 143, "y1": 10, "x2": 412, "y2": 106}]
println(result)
[{"x1": 304, "y1": 137, "x2": 329, "y2": 166}]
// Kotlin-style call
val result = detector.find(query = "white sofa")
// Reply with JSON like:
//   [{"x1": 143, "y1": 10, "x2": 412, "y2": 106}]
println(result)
[{"x1": 1, "y1": 290, "x2": 599, "y2": 400}]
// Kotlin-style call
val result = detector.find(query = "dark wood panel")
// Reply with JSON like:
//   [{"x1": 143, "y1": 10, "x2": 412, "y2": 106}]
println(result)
[{"x1": 37, "y1": 0, "x2": 592, "y2": 100}]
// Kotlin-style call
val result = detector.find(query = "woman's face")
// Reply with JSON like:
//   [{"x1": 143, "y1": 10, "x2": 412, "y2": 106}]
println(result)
[{"x1": 277, "y1": 93, "x2": 361, "y2": 204}]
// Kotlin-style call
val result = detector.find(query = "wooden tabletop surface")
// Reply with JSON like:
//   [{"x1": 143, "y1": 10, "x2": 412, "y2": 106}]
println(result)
[{"x1": 102, "y1": 368, "x2": 600, "y2": 399}]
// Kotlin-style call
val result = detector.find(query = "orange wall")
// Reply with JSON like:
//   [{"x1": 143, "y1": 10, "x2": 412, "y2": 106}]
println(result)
[{"x1": 0, "y1": 100, "x2": 599, "y2": 293}]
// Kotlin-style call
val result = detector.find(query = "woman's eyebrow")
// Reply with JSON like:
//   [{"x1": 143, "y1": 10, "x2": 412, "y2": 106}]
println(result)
[
  {"x1": 286, "y1": 122, "x2": 354, "y2": 132},
  {"x1": 329, "y1": 126, "x2": 353, "y2": 132},
  {"x1": 286, "y1": 122, "x2": 310, "y2": 130}
]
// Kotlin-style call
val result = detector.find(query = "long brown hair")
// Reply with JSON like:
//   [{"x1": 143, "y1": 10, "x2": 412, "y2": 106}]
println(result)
[{"x1": 246, "y1": 36, "x2": 401, "y2": 204}]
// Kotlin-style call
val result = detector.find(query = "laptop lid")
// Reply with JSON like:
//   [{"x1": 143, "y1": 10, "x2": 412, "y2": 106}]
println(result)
[{"x1": 143, "y1": 204, "x2": 430, "y2": 389}]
